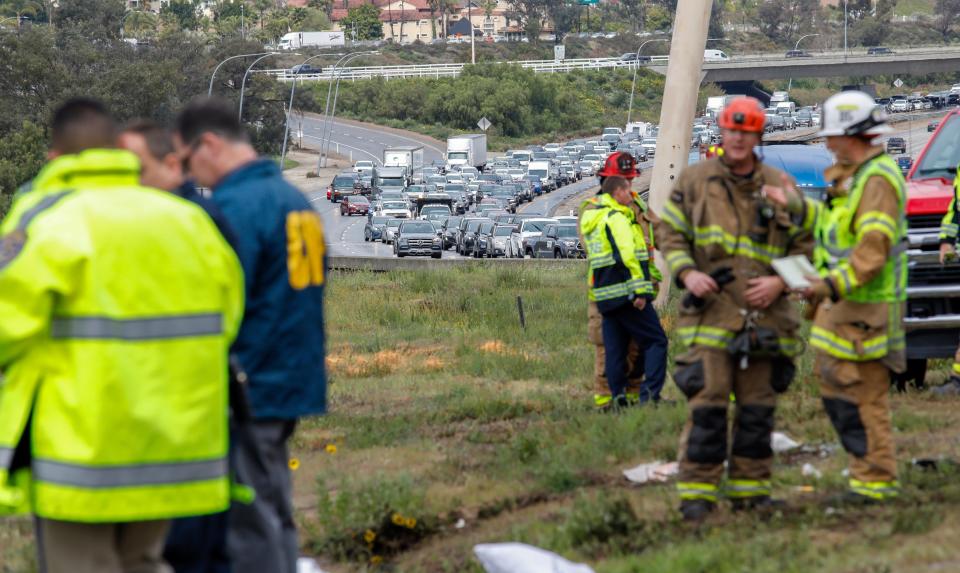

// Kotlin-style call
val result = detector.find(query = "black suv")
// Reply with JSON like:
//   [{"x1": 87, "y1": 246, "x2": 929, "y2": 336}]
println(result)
[
  {"x1": 886, "y1": 137, "x2": 907, "y2": 155},
  {"x1": 532, "y1": 224, "x2": 584, "y2": 259},
  {"x1": 785, "y1": 50, "x2": 813, "y2": 58},
  {"x1": 441, "y1": 216, "x2": 463, "y2": 249},
  {"x1": 867, "y1": 46, "x2": 895, "y2": 55}
]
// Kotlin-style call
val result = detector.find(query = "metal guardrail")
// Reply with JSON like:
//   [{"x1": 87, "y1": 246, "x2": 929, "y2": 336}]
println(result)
[
  {"x1": 328, "y1": 255, "x2": 585, "y2": 271},
  {"x1": 261, "y1": 44, "x2": 960, "y2": 81}
]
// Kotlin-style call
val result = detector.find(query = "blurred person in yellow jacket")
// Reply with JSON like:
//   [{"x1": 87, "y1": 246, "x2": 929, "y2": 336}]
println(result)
[{"x1": 0, "y1": 98, "x2": 244, "y2": 572}]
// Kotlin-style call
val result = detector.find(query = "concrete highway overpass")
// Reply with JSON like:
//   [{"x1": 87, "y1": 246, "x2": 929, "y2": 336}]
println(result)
[{"x1": 646, "y1": 47, "x2": 960, "y2": 83}]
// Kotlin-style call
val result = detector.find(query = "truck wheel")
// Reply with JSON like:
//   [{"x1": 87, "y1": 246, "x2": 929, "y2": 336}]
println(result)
[
  {"x1": 432, "y1": 253, "x2": 442, "y2": 259},
  {"x1": 892, "y1": 359, "x2": 927, "y2": 392},
  {"x1": 554, "y1": 249, "x2": 562, "y2": 259}
]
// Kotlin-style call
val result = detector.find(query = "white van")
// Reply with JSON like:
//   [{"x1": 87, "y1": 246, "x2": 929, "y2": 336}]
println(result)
[{"x1": 704, "y1": 49, "x2": 730, "y2": 62}]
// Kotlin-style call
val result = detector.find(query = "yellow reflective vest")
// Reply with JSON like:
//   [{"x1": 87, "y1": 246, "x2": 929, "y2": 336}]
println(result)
[
  {"x1": 0, "y1": 149, "x2": 244, "y2": 522},
  {"x1": 580, "y1": 193, "x2": 654, "y2": 313},
  {"x1": 797, "y1": 153, "x2": 907, "y2": 364}
]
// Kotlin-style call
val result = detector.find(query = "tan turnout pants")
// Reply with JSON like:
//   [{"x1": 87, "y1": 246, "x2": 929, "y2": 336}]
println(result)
[{"x1": 36, "y1": 518, "x2": 172, "y2": 573}]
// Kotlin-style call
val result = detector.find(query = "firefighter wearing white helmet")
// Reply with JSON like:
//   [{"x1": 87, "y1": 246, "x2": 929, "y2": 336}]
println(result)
[{"x1": 764, "y1": 90, "x2": 906, "y2": 504}]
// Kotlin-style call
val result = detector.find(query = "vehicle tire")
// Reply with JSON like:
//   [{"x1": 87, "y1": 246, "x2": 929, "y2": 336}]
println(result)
[
  {"x1": 892, "y1": 358, "x2": 927, "y2": 392},
  {"x1": 554, "y1": 249, "x2": 562, "y2": 259},
  {"x1": 432, "y1": 253, "x2": 442, "y2": 259},
  {"x1": 364, "y1": 233, "x2": 369, "y2": 242},
  {"x1": 525, "y1": 248, "x2": 533, "y2": 259}
]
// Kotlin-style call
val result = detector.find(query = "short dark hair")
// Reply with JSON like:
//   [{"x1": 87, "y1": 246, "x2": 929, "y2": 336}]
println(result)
[
  {"x1": 601, "y1": 176, "x2": 630, "y2": 195},
  {"x1": 51, "y1": 97, "x2": 116, "y2": 154},
  {"x1": 175, "y1": 96, "x2": 248, "y2": 145},
  {"x1": 121, "y1": 119, "x2": 175, "y2": 161}
]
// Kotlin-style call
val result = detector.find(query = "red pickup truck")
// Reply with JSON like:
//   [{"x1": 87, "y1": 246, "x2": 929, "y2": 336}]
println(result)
[{"x1": 900, "y1": 109, "x2": 960, "y2": 387}]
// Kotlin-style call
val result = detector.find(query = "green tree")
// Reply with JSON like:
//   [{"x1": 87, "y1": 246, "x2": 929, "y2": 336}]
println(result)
[
  {"x1": 507, "y1": 0, "x2": 546, "y2": 42},
  {"x1": 545, "y1": 0, "x2": 578, "y2": 41},
  {"x1": 54, "y1": 0, "x2": 126, "y2": 40},
  {"x1": 645, "y1": 4, "x2": 671, "y2": 32},
  {"x1": 935, "y1": 0, "x2": 960, "y2": 40},
  {"x1": 339, "y1": 3, "x2": 382, "y2": 40},
  {"x1": 123, "y1": 9, "x2": 159, "y2": 39},
  {"x1": 161, "y1": 0, "x2": 200, "y2": 31}
]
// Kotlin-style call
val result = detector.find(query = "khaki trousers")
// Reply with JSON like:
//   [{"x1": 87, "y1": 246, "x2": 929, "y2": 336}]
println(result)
[
  {"x1": 817, "y1": 353, "x2": 898, "y2": 485},
  {"x1": 36, "y1": 518, "x2": 172, "y2": 573},
  {"x1": 588, "y1": 302, "x2": 642, "y2": 405},
  {"x1": 675, "y1": 346, "x2": 779, "y2": 501}
]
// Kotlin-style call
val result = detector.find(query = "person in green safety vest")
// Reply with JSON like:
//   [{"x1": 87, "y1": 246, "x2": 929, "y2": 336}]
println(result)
[
  {"x1": 764, "y1": 90, "x2": 906, "y2": 505},
  {"x1": 934, "y1": 165, "x2": 960, "y2": 395},
  {"x1": 0, "y1": 98, "x2": 244, "y2": 571}
]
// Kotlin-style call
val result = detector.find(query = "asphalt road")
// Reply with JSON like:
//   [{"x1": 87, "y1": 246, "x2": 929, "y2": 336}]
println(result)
[{"x1": 301, "y1": 113, "x2": 943, "y2": 260}]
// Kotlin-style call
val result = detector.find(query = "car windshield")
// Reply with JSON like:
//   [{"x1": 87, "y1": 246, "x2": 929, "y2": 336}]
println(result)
[
  {"x1": 445, "y1": 217, "x2": 462, "y2": 227},
  {"x1": 479, "y1": 222, "x2": 495, "y2": 232},
  {"x1": 445, "y1": 184, "x2": 465, "y2": 192},
  {"x1": 386, "y1": 219, "x2": 402, "y2": 228},
  {"x1": 556, "y1": 226, "x2": 578, "y2": 238},
  {"x1": 384, "y1": 202, "x2": 407, "y2": 209},
  {"x1": 371, "y1": 217, "x2": 388, "y2": 225},
  {"x1": 467, "y1": 220, "x2": 487, "y2": 231},
  {"x1": 914, "y1": 116, "x2": 960, "y2": 181},
  {"x1": 401, "y1": 222, "x2": 435, "y2": 233},
  {"x1": 583, "y1": 155, "x2": 601, "y2": 161},
  {"x1": 422, "y1": 206, "x2": 450, "y2": 214},
  {"x1": 380, "y1": 177, "x2": 405, "y2": 186},
  {"x1": 642, "y1": 139, "x2": 657, "y2": 145},
  {"x1": 494, "y1": 226, "x2": 514, "y2": 236},
  {"x1": 448, "y1": 152, "x2": 468, "y2": 160},
  {"x1": 529, "y1": 170, "x2": 547, "y2": 177},
  {"x1": 333, "y1": 176, "x2": 356, "y2": 186},
  {"x1": 351, "y1": 197, "x2": 370, "y2": 204},
  {"x1": 523, "y1": 221, "x2": 550, "y2": 232}
]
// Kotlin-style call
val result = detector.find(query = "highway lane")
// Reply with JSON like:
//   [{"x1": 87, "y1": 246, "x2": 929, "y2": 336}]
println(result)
[{"x1": 303, "y1": 112, "x2": 940, "y2": 259}]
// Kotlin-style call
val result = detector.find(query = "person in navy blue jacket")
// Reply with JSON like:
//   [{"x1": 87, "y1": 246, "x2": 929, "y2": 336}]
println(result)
[{"x1": 175, "y1": 97, "x2": 327, "y2": 573}]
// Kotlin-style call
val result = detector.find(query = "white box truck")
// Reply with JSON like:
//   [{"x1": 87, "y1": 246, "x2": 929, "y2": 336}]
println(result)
[
  {"x1": 383, "y1": 145, "x2": 424, "y2": 182},
  {"x1": 278, "y1": 31, "x2": 346, "y2": 50},
  {"x1": 446, "y1": 134, "x2": 487, "y2": 171}
]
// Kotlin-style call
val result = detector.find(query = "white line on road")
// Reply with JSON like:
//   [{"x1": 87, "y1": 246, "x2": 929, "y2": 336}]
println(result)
[{"x1": 303, "y1": 134, "x2": 383, "y2": 165}]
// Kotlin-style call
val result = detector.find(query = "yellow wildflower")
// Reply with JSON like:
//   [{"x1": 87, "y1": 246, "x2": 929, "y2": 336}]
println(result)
[
  {"x1": 363, "y1": 529, "x2": 376, "y2": 544},
  {"x1": 391, "y1": 513, "x2": 405, "y2": 526},
  {"x1": 288, "y1": 458, "x2": 300, "y2": 471},
  {"x1": 405, "y1": 517, "x2": 417, "y2": 529},
  {"x1": 370, "y1": 556, "x2": 383, "y2": 565},
  {"x1": 325, "y1": 444, "x2": 337, "y2": 454}
]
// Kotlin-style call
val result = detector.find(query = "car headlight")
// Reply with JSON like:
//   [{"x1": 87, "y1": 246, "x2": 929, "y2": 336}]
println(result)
[{"x1": 433, "y1": 237, "x2": 441, "y2": 244}]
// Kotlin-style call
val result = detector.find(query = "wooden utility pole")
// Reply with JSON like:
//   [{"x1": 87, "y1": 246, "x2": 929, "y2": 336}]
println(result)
[{"x1": 648, "y1": 0, "x2": 712, "y2": 289}]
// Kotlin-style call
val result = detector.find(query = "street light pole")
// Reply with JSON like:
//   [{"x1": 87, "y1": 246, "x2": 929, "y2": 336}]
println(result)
[
  {"x1": 280, "y1": 53, "x2": 344, "y2": 167},
  {"x1": 787, "y1": 33, "x2": 819, "y2": 91},
  {"x1": 469, "y1": 0, "x2": 475, "y2": 65},
  {"x1": 321, "y1": 51, "x2": 378, "y2": 168},
  {"x1": 237, "y1": 53, "x2": 277, "y2": 121},
  {"x1": 627, "y1": 38, "x2": 668, "y2": 125},
  {"x1": 318, "y1": 52, "x2": 360, "y2": 171},
  {"x1": 844, "y1": 0, "x2": 848, "y2": 58},
  {"x1": 207, "y1": 52, "x2": 270, "y2": 97}
]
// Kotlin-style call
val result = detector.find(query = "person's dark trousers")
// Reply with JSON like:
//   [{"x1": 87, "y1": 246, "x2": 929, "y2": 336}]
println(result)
[
  {"x1": 164, "y1": 514, "x2": 230, "y2": 573},
  {"x1": 228, "y1": 420, "x2": 299, "y2": 573},
  {"x1": 601, "y1": 301, "x2": 668, "y2": 403}
]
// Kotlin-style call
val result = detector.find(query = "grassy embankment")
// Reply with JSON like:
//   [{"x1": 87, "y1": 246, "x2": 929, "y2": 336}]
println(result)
[
  {"x1": 3, "y1": 265, "x2": 960, "y2": 572},
  {"x1": 296, "y1": 265, "x2": 960, "y2": 572}
]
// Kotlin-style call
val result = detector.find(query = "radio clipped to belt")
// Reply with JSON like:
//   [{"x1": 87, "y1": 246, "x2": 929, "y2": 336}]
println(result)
[{"x1": 727, "y1": 309, "x2": 782, "y2": 370}]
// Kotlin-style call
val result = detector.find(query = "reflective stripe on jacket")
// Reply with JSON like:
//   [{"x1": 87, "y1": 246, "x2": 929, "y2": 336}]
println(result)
[
  {"x1": 799, "y1": 151, "x2": 907, "y2": 367},
  {"x1": 940, "y1": 165, "x2": 960, "y2": 242},
  {"x1": 0, "y1": 149, "x2": 244, "y2": 522},
  {"x1": 580, "y1": 193, "x2": 653, "y2": 313},
  {"x1": 654, "y1": 157, "x2": 813, "y2": 354}
]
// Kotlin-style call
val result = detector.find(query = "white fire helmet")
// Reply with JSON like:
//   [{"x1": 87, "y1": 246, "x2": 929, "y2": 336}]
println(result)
[{"x1": 817, "y1": 90, "x2": 893, "y2": 137}]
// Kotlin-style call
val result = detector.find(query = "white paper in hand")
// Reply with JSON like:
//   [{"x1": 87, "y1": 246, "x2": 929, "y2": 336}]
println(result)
[
  {"x1": 771, "y1": 255, "x2": 819, "y2": 290},
  {"x1": 474, "y1": 543, "x2": 595, "y2": 573}
]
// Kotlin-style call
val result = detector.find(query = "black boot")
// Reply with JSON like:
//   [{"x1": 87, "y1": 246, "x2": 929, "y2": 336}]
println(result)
[
  {"x1": 679, "y1": 499, "x2": 716, "y2": 522},
  {"x1": 730, "y1": 495, "x2": 786, "y2": 512}
]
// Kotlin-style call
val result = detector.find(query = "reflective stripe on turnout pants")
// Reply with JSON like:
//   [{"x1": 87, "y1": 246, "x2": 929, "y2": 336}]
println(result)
[
  {"x1": 816, "y1": 352, "x2": 898, "y2": 494},
  {"x1": 675, "y1": 346, "x2": 777, "y2": 501},
  {"x1": 588, "y1": 301, "x2": 643, "y2": 405}
]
